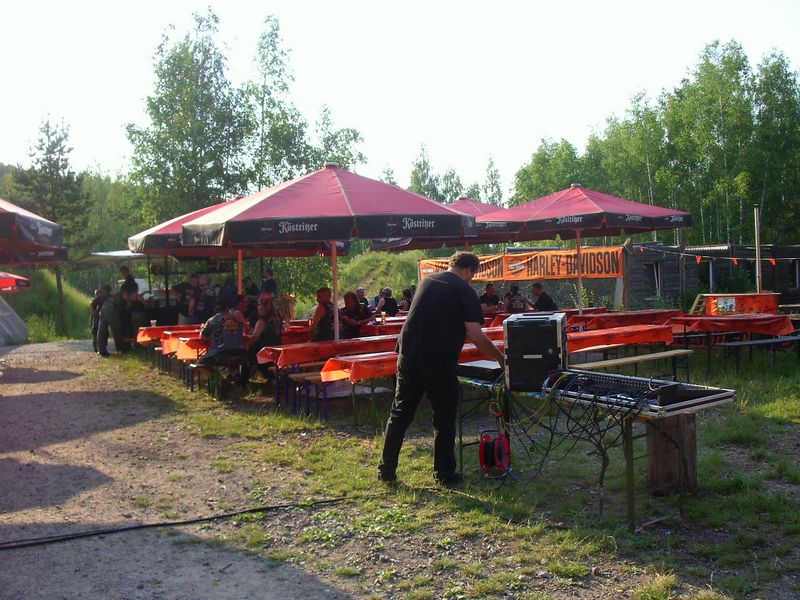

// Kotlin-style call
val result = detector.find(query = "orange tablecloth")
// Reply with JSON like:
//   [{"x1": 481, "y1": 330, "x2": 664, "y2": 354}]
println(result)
[
  {"x1": 669, "y1": 314, "x2": 795, "y2": 337},
  {"x1": 567, "y1": 324, "x2": 673, "y2": 352},
  {"x1": 359, "y1": 322, "x2": 404, "y2": 336},
  {"x1": 489, "y1": 307, "x2": 607, "y2": 328},
  {"x1": 176, "y1": 337, "x2": 208, "y2": 361},
  {"x1": 258, "y1": 335, "x2": 399, "y2": 367},
  {"x1": 569, "y1": 309, "x2": 682, "y2": 331},
  {"x1": 161, "y1": 329, "x2": 202, "y2": 354},
  {"x1": 136, "y1": 324, "x2": 197, "y2": 344},
  {"x1": 321, "y1": 341, "x2": 506, "y2": 384},
  {"x1": 259, "y1": 327, "x2": 505, "y2": 368}
]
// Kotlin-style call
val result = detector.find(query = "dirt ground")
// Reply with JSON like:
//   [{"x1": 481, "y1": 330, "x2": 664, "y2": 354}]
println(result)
[{"x1": 0, "y1": 342, "x2": 349, "y2": 600}]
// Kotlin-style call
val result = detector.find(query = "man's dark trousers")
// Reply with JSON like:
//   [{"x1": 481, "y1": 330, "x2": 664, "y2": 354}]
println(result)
[{"x1": 380, "y1": 355, "x2": 460, "y2": 478}]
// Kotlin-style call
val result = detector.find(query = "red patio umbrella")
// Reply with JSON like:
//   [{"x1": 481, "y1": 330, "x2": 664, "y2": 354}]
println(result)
[
  {"x1": 480, "y1": 184, "x2": 692, "y2": 310},
  {"x1": 0, "y1": 198, "x2": 65, "y2": 253},
  {"x1": 0, "y1": 271, "x2": 31, "y2": 293},
  {"x1": 181, "y1": 164, "x2": 476, "y2": 338}
]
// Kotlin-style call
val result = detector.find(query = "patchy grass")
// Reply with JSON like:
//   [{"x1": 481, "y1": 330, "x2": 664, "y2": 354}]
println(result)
[{"x1": 108, "y1": 346, "x2": 800, "y2": 599}]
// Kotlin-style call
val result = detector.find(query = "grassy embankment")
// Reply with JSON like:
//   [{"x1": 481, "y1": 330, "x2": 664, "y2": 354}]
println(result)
[
  {"x1": 294, "y1": 251, "x2": 425, "y2": 316},
  {"x1": 103, "y1": 339, "x2": 800, "y2": 599},
  {"x1": 5, "y1": 269, "x2": 91, "y2": 342}
]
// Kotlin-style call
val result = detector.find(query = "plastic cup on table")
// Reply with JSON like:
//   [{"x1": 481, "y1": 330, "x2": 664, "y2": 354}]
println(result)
[
  {"x1": 150, "y1": 320, "x2": 158, "y2": 327},
  {"x1": 381, "y1": 312, "x2": 387, "y2": 324}
]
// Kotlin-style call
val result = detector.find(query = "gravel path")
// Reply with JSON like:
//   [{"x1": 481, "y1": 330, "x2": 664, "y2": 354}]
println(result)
[{"x1": 0, "y1": 342, "x2": 350, "y2": 600}]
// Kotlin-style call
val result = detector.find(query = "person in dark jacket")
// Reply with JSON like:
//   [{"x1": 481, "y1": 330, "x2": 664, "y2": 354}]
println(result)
[
  {"x1": 97, "y1": 283, "x2": 136, "y2": 356},
  {"x1": 532, "y1": 282, "x2": 558, "y2": 311},
  {"x1": 340, "y1": 291, "x2": 372, "y2": 338}
]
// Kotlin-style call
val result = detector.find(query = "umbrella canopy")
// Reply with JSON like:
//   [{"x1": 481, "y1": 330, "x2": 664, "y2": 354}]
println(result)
[
  {"x1": 364, "y1": 197, "x2": 520, "y2": 251},
  {"x1": 479, "y1": 184, "x2": 691, "y2": 239},
  {"x1": 181, "y1": 163, "x2": 475, "y2": 247},
  {"x1": 0, "y1": 271, "x2": 31, "y2": 293},
  {"x1": 0, "y1": 247, "x2": 68, "y2": 266},
  {"x1": 479, "y1": 184, "x2": 692, "y2": 312},
  {"x1": 0, "y1": 198, "x2": 64, "y2": 253},
  {"x1": 129, "y1": 199, "x2": 347, "y2": 258}
]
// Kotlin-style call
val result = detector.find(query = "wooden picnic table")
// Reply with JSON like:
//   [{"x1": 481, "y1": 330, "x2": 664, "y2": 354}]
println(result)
[
  {"x1": 569, "y1": 309, "x2": 682, "y2": 331},
  {"x1": 489, "y1": 307, "x2": 607, "y2": 328},
  {"x1": 136, "y1": 324, "x2": 197, "y2": 345},
  {"x1": 258, "y1": 327, "x2": 506, "y2": 368},
  {"x1": 669, "y1": 313, "x2": 795, "y2": 337},
  {"x1": 568, "y1": 324, "x2": 674, "y2": 353},
  {"x1": 321, "y1": 340, "x2": 507, "y2": 384}
]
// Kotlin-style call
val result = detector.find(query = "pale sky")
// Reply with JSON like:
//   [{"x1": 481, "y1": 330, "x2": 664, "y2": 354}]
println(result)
[{"x1": 3, "y1": 0, "x2": 799, "y2": 200}]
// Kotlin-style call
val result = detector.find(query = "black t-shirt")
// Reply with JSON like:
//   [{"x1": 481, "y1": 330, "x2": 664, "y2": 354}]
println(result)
[
  {"x1": 533, "y1": 291, "x2": 558, "y2": 312},
  {"x1": 379, "y1": 297, "x2": 399, "y2": 316},
  {"x1": 173, "y1": 282, "x2": 201, "y2": 317},
  {"x1": 261, "y1": 278, "x2": 277, "y2": 295},
  {"x1": 504, "y1": 292, "x2": 529, "y2": 313},
  {"x1": 479, "y1": 292, "x2": 500, "y2": 307},
  {"x1": 398, "y1": 271, "x2": 483, "y2": 371},
  {"x1": 341, "y1": 304, "x2": 371, "y2": 339}
]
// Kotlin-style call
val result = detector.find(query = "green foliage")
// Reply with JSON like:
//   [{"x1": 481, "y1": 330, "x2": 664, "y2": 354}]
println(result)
[
  {"x1": 511, "y1": 40, "x2": 800, "y2": 247},
  {"x1": 338, "y1": 251, "x2": 424, "y2": 297},
  {"x1": 10, "y1": 120, "x2": 96, "y2": 256},
  {"x1": 126, "y1": 9, "x2": 250, "y2": 223},
  {"x1": 6, "y1": 269, "x2": 91, "y2": 340}
]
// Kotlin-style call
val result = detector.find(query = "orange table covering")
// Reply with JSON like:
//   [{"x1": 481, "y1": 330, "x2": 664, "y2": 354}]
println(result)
[
  {"x1": 489, "y1": 307, "x2": 607, "y2": 328},
  {"x1": 258, "y1": 334, "x2": 399, "y2": 367},
  {"x1": 703, "y1": 293, "x2": 779, "y2": 315},
  {"x1": 161, "y1": 329, "x2": 201, "y2": 354},
  {"x1": 176, "y1": 337, "x2": 208, "y2": 361},
  {"x1": 569, "y1": 309, "x2": 681, "y2": 331},
  {"x1": 136, "y1": 324, "x2": 197, "y2": 344},
  {"x1": 567, "y1": 324, "x2": 673, "y2": 352},
  {"x1": 321, "y1": 341, "x2": 506, "y2": 384},
  {"x1": 359, "y1": 322, "x2": 404, "y2": 336},
  {"x1": 259, "y1": 327, "x2": 505, "y2": 368},
  {"x1": 669, "y1": 314, "x2": 795, "y2": 337}
]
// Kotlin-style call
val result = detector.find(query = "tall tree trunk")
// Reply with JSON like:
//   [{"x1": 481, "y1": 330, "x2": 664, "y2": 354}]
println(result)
[{"x1": 54, "y1": 265, "x2": 66, "y2": 336}]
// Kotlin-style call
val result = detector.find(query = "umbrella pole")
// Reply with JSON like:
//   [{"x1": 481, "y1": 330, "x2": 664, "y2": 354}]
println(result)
[
  {"x1": 147, "y1": 255, "x2": 152, "y2": 295},
  {"x1": 237, "y1": 250, "x2": 243, "y2": 294},
  {"x1": 576, "y1": 230, "x2": 584, "y2": 314},
  {"x1": 332, "y1": 241, "x2": 340, "y2": 341},
  {"x1": 754, "y1": 205, "x2": 763, "y2": 293}
]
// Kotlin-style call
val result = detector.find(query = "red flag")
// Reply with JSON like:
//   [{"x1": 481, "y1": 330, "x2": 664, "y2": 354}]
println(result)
[
  {"x1": 732, "y1": 258, "x2": 739, "y2": 265},
  {"x1": 769, "y1": 258, "x2": 777, "y2": 266},
  {"x1": 695, "y1": 255, "x2": 702, "y2": 264}
]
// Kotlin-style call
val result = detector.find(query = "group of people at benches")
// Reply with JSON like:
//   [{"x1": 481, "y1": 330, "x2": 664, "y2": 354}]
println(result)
[{"x1": 478, "y1": 281, "x2": 558, "y2": 314}]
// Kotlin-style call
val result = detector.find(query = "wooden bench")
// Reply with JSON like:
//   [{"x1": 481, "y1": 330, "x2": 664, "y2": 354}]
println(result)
[
  {"x1": 576, "y1": 348, "x2": 694, "y2": 381},
  {"x1": 716, "y1": 334, "x2": 800, "y2": 372}
]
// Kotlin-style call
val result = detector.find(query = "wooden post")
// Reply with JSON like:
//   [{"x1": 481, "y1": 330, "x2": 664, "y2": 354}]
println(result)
[
  {"x1": 54, "y1": 265, "x2": 66, "y2": 336},
  {"x1": 646, "y1": 414, "x2": 697, "y2": 495}
]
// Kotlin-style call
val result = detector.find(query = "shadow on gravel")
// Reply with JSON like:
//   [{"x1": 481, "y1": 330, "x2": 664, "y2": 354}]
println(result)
[
  {"x1": 1, "y1": 367, "x2": 82, "y2": 384},
  {"x1": 0, "y1": 524, "x2": 353, "y2": 600},
  {"x1": 0, "y1": 390, "x2": 177, "y2": 453},
  {"x1": 0, "y1": 458, "x2": 112, "y2": 512}
]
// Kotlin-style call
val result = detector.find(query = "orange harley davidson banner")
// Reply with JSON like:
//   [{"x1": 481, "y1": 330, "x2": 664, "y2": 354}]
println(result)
[{"x1": 418, "y1": 247, "x2": 623, "y2": 281}]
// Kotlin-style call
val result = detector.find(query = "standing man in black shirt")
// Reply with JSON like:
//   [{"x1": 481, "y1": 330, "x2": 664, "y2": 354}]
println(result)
[
  {"x1": 173, "y1": 273, "x2": 201, "y2": 325},
  {"x1": 378, "y1": 252, "x2": 505, "y2": 486},
  {"x1": 260, "y1": 267, "x2": 277, "y2": 296},
  {"x1": 532, "y1": 282, "x2": 558, "y2": 311}
]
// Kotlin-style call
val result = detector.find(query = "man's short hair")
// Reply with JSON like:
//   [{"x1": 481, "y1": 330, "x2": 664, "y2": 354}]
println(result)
[
  {"x1": 532, "y1": 282, "x2": 544, "y2": 290},
  {"x1": 485, "y1": 282, "x2": 495, "y2": 290},
  {"x1": 449, "y1": 251, "x2": 480, "y2": 272}
]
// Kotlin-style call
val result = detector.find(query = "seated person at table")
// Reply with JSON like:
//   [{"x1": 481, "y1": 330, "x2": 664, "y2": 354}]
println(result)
[
  {"x1": 398, "y1": 288, "x2": 413, "y2": 311},
  {"x1": 503, "y1": 283, "x2": 534, "y2": 313},
  {"x1": 198, "y1": 300, "x2": 247, "y2": 373},
  {"x1": 341, "y1": 291, "x2": 372, "y2": 338},
  {"x1": 311, "y1": 287, "x2": 336, "y2": 342},
  {"x1": 479, "y1": 282, "x2": 502, "y2": 313},
  {"x1": 232, "y1": 294, "x2": 254, "y2": 334},
  {"x1": 531, "y1": 282, "x2": 558, "y2": 311},
  {"x1": 375, "y1": 287, "x2": 400, "y2": 317},
  {"x1": 356, "y1": 287, "x2": 370, "y2": 310},
  {"x1": 260, "y1": 267, "x2": 278, "y2": 296},
  {"x1": 248, "y1": 297, "x2": 283, "y2": 380}
]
